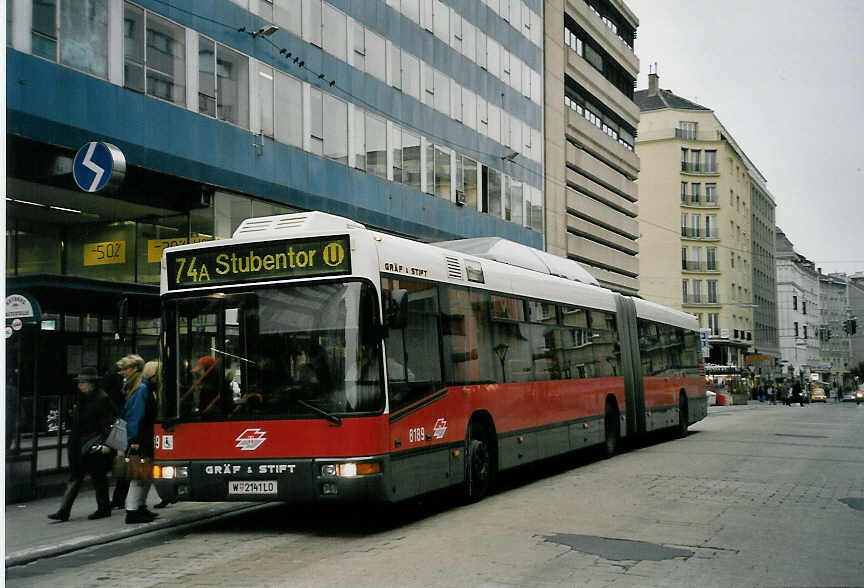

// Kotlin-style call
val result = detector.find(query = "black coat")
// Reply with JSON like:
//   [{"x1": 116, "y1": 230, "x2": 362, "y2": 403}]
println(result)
[{"x1": 68, "y1": 389, "x2": 116, "y2": 476}]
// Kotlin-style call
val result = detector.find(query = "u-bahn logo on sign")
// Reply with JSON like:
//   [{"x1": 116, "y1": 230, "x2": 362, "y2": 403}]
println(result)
[
  {"x1": 322, "y1": 242, "x2": 345, "y2": 267},
  {"x1": 235, "y1": 428, "x2": 267, "y2": 451}
]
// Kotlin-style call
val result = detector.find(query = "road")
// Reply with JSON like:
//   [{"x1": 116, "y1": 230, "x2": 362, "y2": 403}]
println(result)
[{"x1": 7, "y1": 402, "x2": 864, "y2": 587}]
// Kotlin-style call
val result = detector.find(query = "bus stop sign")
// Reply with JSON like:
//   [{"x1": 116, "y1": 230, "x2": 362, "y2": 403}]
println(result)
[{"x1": 73, "y1": 142, "x2": 126, "y2": 193}]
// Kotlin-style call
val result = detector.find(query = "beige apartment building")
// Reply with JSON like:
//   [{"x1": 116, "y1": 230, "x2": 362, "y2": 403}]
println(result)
[
  {"x1": 635, "y1": 74, "x2": 758, "y2": 366},
  {"x1": 544, "y1": 0, "x2": 641, "y2": 295}
]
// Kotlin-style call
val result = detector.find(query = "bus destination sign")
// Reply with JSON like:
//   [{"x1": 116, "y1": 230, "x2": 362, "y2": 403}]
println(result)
[{"x1": 166, "y1": 235, "x2": 351, "y2": 290}]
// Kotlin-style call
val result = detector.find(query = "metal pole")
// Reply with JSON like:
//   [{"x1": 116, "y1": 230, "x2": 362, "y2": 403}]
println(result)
[{"x1": 29, "y1": 325, "x2": 40, "y2": 498}]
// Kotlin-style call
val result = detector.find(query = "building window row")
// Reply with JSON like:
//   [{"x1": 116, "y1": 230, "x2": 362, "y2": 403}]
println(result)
[
  {"x1": 563, "y1": 17, "x2": 635, "y2": 100},
  {"x1": 20, "y1": 0, "x2": 541, "y2": 230},
  {"x1": 26, "y1": 1, "x2": 542, "y2": 166},
  {"x1": 681, "y1": 246, "x2": 718, "y2": 272},
  {"x1": 680, "y1": 148, "x2": 717, "y2": 173},
  {"x1": 582, "y1": 0, "x2": 635, "y2": 48},
  {"x1": 680, "y1": 182, "x2": 718, "y2": 205},
  {"x1": 682, "y1": 279, "x2": 719, "y2": 305},
  {"x1": 564, "y1": 77, "x2": 635, "y2": 151},
  {"x1": 244, "y1": 0, "x2": 543, "y2": 106},
  {"x1": 680, "y1": 213, "x2": 718, "y2": 239}
]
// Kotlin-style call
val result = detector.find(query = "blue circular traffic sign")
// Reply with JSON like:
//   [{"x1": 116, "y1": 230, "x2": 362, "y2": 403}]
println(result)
[{"x1": 72, "y1": 142, "x2": 126, "y2": 193}]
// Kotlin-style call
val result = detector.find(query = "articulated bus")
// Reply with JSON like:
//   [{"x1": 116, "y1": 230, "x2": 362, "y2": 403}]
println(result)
[{"x1": 153, "y1": 212, "x2": 706, "y2": 504}]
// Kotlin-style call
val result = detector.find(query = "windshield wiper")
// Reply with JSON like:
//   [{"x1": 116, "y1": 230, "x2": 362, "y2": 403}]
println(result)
[{"x1": 295, "y1": 399, "x2": 342, "y2": 425}]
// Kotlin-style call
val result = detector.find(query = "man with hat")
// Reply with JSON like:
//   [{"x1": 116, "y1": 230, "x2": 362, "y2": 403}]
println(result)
[{"x1": 48, "y1": 367, "x2": 116, "y2": 522}]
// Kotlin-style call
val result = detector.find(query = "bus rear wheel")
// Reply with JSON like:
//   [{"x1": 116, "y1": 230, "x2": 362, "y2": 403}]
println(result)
[
  {"x1": 464, "y1": 424, "x2": 493, "y2": 503},
  {"x1": 676, "y1": 393, "x2": 689, "y2": 438},
  {"x1": 603, "y1": 400, "x2": 620, "y2": 458}
]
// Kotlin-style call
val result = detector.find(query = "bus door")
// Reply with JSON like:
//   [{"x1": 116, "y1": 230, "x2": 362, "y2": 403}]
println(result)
[{"x1": 614, "y1": 295, "x2": 645, "y2": 436}]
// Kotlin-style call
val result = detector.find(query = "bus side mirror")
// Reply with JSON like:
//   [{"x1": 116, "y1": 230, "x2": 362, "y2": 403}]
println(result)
[{"x1": 385, "y1": 289, "x2": 408, "y2": 330}]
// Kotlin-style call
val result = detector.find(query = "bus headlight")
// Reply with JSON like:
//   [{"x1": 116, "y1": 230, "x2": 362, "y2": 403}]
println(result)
[
  {"x1": 320, "y1": 462, "x2": 381, "y2": 477},
  {"x1": 153, "y1": 465, "x2": 188, "y2": 479}
]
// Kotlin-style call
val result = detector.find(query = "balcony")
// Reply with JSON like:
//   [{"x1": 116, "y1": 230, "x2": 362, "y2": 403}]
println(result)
[
  {"x1": 680, "y1": 197, "x2": 720, "y2": 209},
  {"x1": 680, "y1": 227, "x2": 720, "y2": 240},
  {"x1": 683, "y1": 295, "x2": 720, "y2": 306},
  {"x1": 681, "y1": 161, "x2": 719, "y2": 174},
  {"x1": 682, "y1": 260, "x2": 719, "y2": 272}
]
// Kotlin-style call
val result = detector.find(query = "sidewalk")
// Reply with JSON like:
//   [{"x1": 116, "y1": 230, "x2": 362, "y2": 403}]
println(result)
[{"x1": 5, "y1": 486, "x2": 261, "y2": 568}]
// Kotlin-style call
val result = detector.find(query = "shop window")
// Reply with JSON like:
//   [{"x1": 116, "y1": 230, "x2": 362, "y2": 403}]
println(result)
[
  {"x1": 61, "y1": 0, "x2": 108, "y2": 79},
  {"x1": 11, "y1": 222, "x2": 62, "y2": 275},
  {"x1": 136, "y1": 213, "x2": 192, "y2": 283},
  {"x1": 66, "y1": 221, "x2": 136, "y2": 282}
]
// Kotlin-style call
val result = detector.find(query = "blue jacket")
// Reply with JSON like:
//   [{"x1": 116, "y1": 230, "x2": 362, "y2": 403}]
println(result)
[{"x1": 123, "y1": 377, "x2": 151, "y2": 444}]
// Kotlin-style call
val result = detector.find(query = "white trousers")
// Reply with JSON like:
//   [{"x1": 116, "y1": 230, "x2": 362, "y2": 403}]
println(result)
[{"x1": 126, "y1": 479, "x2": 151, "y2": 511}]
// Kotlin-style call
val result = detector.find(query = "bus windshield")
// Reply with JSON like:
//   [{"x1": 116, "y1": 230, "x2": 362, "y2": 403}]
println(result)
[{"x1": 162, "y1": 280, "x2": 384, "y2": 422}]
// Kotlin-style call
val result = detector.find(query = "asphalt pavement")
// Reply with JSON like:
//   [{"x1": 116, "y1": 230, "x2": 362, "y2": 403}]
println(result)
[
  {"x1": 4, "y1": 485, "x2": 260, "y2": 568},
  {"x1": 1, "y1": 400, "x2": 786, "y2": 569}
]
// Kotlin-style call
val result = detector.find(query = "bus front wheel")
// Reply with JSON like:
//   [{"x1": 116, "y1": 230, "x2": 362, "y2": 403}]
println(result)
[{"x1": 464, "y1": 424, "x2": 493, "y2": 502}]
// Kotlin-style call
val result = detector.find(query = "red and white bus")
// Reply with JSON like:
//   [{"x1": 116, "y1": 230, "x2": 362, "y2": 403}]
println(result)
[{"x1": 153, "y1": 211, "x2": 706, "y2": 503}]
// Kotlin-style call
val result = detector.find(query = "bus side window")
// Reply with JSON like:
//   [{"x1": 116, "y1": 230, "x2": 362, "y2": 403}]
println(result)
[
  {"x1": 589, "y1": 310, "x2": 620, "y2": 377},
  {"x1": 440, "y1": 286, "x2": 495, "y2": 386},
  {"x1": 382, "y1": 277, "x2": 443, "y2": 411}
]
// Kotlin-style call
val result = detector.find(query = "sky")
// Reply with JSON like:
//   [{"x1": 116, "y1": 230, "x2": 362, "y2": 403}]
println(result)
[{"x1": 626, "y1": 0, "x2": 864, "y2": 276}]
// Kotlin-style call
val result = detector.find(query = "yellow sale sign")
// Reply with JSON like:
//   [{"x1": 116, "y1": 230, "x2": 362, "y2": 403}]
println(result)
[
  {"x1": 84, "y1": 241, "x2": 126, "y2": 266},
  {"x1": 147, "y1": 236, "x2": 210, "y2": 263}
]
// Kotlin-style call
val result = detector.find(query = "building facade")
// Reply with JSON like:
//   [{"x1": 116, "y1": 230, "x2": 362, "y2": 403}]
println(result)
[
  {"x1": 635, "y1": 74, "x2": 760, "y2": 368},
  {"x1": 817, "y1": 272, "x2": 853, "y2": 388},
  {"x1": 848, "y1": 273, "x2": 864, "y2": 378},
  {"x1": 775, "y1": 228, "x2": 821, "y2": 381},
  {"x1": 749, "y1": 172, "x2": 779, "y2": 378},
  {"x1": 544, "y1": 0, "x2": 640, "y2": 295},
  {"x1": 6, "y1": 0, "x2": 544, "y2": 492}
]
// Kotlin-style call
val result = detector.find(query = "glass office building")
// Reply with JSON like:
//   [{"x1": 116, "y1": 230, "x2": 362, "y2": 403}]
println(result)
[{"x1": 5, "y1": 0, "x2": 543, "y2": 496}]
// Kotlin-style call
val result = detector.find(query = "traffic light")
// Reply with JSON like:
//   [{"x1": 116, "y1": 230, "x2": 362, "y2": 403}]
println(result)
[{"x1": 843, "y1": 319, "x2": 857, "y2": 335}]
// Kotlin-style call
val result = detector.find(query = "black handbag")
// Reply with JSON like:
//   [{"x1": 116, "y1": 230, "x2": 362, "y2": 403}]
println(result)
[
  {"x1": 80, "y1": 433, "x2": 106, "y2": 458},
  {"x1": 80, "y1": 432, "x2": 114, "y2": 473}
]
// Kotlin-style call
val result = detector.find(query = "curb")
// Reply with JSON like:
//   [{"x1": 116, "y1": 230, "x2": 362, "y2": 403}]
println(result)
[{"x1": 5, "y1": 503, "x2": 266, "y2": 568}]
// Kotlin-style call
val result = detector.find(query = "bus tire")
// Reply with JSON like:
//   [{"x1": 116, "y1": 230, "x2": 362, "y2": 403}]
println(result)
[
  {"x1": 464, "y1": 423, "x2": 493, "y2": 503},
  {"x1": 676, "y1": 393, "x2": 689, "y2": 438},
  {"x1": 603, "y1": 399, "x2": 620, "y2": 458}
]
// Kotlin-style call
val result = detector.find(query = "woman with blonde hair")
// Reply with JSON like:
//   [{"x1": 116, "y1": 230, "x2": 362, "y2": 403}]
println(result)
[
  {"x1": 116, "y1": 354, "x2": 159, "y2": 524},
  {"x1": 142, "y1": 361, "x2": 177, "y2": 509}
]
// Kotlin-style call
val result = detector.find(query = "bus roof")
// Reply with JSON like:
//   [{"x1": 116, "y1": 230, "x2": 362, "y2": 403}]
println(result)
[{"x1": 162, "y1": 211, "x2": 698, "y2": 331}]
